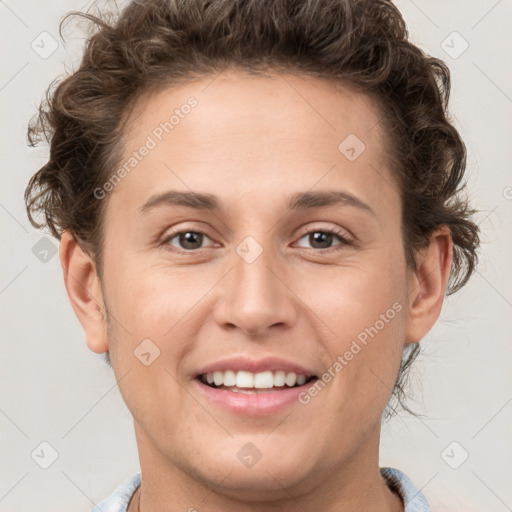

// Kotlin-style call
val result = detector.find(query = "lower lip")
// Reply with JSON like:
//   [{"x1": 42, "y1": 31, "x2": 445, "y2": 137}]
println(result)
[{"x1": 192, "y1": 378, "x2": 316, "y2": 416}]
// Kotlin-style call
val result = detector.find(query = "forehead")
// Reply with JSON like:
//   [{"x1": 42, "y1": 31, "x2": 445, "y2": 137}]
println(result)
[
  {"x1": 107, "y1": 68, "x2": 396, "y2": 219},
  {"x1": 125, "y1": 68, "x2": 387, "y2": 156}
]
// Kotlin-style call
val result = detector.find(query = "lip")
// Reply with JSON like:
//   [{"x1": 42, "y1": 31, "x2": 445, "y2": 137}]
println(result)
[
  {"x1": 192, "y1": 377, "x2": 317, "y2": 417},
  {"x1": 195, "y1": 355, "x2": 317, "y2": 378},
  {"x1": 193, "y1": 356, "x2": 319, "y2": 417}
]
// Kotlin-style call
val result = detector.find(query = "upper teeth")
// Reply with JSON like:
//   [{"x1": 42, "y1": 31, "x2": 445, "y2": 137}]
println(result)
[{"x1": 202, "y1": 370, "x2": 308, "y2": 388}]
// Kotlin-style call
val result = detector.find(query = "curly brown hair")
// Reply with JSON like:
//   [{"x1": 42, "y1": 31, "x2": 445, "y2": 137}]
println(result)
[{"x1": 24, "y1": 0, "x2": 480, "y2": 418}]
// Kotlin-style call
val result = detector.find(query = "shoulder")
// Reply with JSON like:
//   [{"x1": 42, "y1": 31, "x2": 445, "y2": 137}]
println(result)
[
  {"x1": 90, "y1": 473, "x2": 141, "y2": 512},
  {"x1": 380, "y1": 467, "x2": 431, "y2": 512}
]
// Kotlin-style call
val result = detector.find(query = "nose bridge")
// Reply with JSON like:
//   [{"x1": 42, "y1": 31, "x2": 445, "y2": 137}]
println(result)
[{"x1": 213, "y1": 234, "x2": 296, "y2": 335}]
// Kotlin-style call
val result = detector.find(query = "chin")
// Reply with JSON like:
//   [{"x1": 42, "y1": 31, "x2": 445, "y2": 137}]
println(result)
[{"x1": 184, "y1": 439, "x2": 318, "y2": 500}]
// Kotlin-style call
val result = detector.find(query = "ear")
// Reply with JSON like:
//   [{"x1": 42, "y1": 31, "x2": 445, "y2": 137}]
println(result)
[
  {"x1": 404, "y1": 226, "x2": 453, "y2": 344},
  {"x1": 59, "y1": 230, "x2": 109, "y2": 353}
]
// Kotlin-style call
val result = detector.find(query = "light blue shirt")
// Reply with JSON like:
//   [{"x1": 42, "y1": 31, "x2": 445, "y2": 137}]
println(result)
[{"x1": 91, "y1": 467, "x2": 430, "y2": 512}]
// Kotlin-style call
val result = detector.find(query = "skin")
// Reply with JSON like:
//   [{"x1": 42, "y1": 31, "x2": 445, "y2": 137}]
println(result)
[{"x1": 60, "y1": 69, "x2": 452, "y2": 512}]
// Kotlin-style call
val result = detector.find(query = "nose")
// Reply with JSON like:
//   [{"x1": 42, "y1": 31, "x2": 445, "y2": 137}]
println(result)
[{"x1": 212, "y1": 241, "x2": 298, "y2": 337}]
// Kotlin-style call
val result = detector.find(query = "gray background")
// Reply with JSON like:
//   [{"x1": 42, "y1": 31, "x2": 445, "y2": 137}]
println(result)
[{"x1": 1, "y1": 1, "x2": 511, "y2": 511}]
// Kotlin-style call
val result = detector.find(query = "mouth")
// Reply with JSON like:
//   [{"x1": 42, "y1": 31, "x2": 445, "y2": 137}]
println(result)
[
  {"x1": 197, "y1": 370, "x2": 318, "y2": 394},
  {"x1": 193, "y1": 357, "x2": 320, "y2": 415}
]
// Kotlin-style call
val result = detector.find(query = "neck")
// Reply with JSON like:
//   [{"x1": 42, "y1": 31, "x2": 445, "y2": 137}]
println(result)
[{"x1": 129, "y1": 424, "x2": 403, "y2": 512}]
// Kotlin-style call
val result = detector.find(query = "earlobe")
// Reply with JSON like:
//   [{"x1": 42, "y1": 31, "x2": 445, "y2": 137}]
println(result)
[
  {"x1": 404, "y1": 226, "x2": 453, "y2": 344},
  {"x1": 59, "y1": 231, "x2": 109, "y2": 354}
]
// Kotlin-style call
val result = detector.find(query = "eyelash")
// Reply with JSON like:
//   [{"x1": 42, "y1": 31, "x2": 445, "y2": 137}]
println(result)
[
  {"x1": 296, "y1": 228, "x2": 353, "y2": 252},
  {"x1": 160, "y1": 227, "x2": 352, "y2": 254}
]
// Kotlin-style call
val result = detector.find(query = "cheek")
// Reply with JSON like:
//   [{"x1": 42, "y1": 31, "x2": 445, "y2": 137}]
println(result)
[
  {"x1": 103, "y1": 263, "x2": 199, "y2": 432},
  {"x1": 105, "y1": 258, "x2": 207, "y2": 336},
  {"x1": 103, "y1": 258, "x2": 226, "y2": 405},
  {"x1": 294, "y1": 252, "x2": 406, "y2": 339},
  {"x1": 296, "y1": 254, "x2": 407, "y2": 411}
]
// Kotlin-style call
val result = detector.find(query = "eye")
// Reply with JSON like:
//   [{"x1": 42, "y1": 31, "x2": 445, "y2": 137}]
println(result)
[
  {"x1": 295, "y1": 228, "x2": 352, "y2": 251},
  {"x1": 162, "y1": 229, "x2": 215, "y2": 251},
  {"x1": 161, "y1": 227, "x2": 352, "y2": 253}
]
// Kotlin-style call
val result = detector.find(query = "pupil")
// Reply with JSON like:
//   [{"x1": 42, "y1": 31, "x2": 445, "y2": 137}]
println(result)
[
  {"x1": 180, "y1": 232, "x2": 203, "y2": 249},
  {"x1": 310, "y1": 232, "x2": 332, "y2": 249}
]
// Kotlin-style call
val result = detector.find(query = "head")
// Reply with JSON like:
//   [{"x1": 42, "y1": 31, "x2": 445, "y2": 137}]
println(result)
[{"x1": 25, "y1": 0, "x2": 479, "y2": 499}]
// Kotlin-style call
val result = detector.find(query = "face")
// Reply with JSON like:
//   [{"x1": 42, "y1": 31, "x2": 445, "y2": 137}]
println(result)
[{"x1": 96, "y1": 69, "x2": 412, "y2": 497}]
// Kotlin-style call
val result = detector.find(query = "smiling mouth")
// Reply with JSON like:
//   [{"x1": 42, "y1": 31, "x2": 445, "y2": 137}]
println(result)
[{"x1": 198, "y1": 370, "x2": 317, "y2": 393}]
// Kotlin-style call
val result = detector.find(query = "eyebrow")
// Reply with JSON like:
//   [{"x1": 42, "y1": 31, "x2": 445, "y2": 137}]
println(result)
[{"x1": 139, "y1": 190, "x2": 375, "y2": 217}]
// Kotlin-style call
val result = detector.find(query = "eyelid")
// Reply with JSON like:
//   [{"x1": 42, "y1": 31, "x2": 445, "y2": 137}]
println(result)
[
  {"x1": 293, "y1": 227, "x2": 353, "y2": 252},
  {"x1": 295, "y1": 223, "x2": 353, "y2": 243},
  {"x1": 160, "y1": 226, "x2": 218, "y2": 251},
  {"x1": 160, "y1": 223, "x2": 354, "y2": 253}
]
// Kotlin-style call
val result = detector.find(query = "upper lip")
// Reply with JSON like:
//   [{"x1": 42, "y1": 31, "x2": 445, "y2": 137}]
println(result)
[{"x1": 195, "y1": 356, "x2": 318, "y2": 378}]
